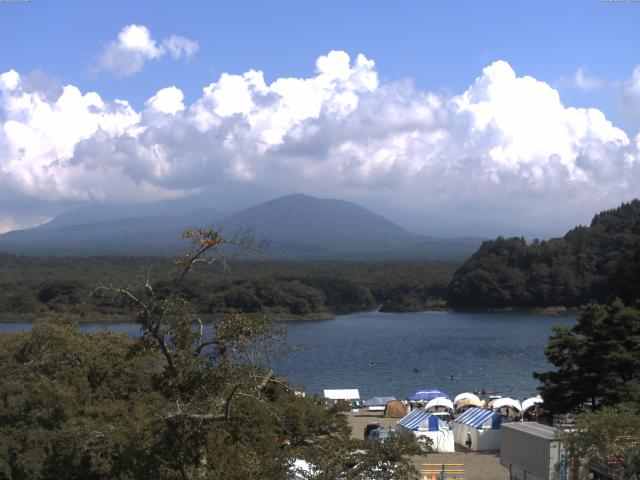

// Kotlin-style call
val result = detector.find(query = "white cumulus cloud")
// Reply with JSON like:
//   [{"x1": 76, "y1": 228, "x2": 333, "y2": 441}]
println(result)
[
  {"x1": 573, "y1": 66, "x2": 602, "y2": 91},
  {"x1": 145, "y1": 86, "x2": 185, "y2": 114},
  {"x1": 1, "y1": 51, "x2": 639, "y2": 234},
  {"x1": 98, "y1": 24, "x2": 199, "y2": 77},
  {"x1": 163, "y1": 35, "x2": 199, "y2": 60}
]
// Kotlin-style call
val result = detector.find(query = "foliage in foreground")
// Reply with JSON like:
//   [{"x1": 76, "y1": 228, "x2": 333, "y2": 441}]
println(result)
[
  {"x1": 559, "y1": 404, "x2": 640, "y2": 480},
  {"x1": 535, "y1": 300, "x2": 640, "y2": 415},
  {"x1": 0, "y1": 230, "x2": 424, "y2": 479}
]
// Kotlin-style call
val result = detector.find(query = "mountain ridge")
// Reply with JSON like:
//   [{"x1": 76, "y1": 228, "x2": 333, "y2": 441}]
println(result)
[{"x1": 0, "y1": 194, "x2": 482, "y2": 260}]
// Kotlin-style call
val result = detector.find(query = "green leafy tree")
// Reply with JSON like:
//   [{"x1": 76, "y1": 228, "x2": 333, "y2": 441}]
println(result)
[
  {"x1": 0, "y1": 316, "x2": 164, "y2": 479},
  {"x1": 0, "y1": 229, "x2": 425, "y2": 479},
  {"x1": 559, "y1": 404, "x2": 640, "y2": 480}
]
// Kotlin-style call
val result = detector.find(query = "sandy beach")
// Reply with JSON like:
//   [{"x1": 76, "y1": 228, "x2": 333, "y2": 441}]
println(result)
[{"x1": 345, "y1": 410, "x2": 509, "y2": 480}]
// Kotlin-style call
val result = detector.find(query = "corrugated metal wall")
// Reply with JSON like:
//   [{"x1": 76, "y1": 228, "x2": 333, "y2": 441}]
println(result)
[{"x1": 500, "y1": 424, "x2": 559, "y2": 480}]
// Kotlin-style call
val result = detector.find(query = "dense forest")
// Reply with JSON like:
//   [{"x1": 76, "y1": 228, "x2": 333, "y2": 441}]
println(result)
[
  {"x1": 448, "y1": 200, "x2": 640, "y2": 308},
  {"x1": 0, "y1": 230, "x2": 425, "y2": 479},
  {"x1": 0, "y1": 254, "x2": 456, "y2": 321}
]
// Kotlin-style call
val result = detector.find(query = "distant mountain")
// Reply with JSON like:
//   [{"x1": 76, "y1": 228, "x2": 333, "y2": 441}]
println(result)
[
  {"x1": 0, "y1": 209, "x2": 223, "y2": 256},
  {"x1": 41, "y1": 198, "x2": 221, "y2": 229},
  {"x1": 213, "y1": 194, "x2": 482, "y2": 259},
  {"x1": 0, "y1": 193, "x2": 482, "y2": 259}
]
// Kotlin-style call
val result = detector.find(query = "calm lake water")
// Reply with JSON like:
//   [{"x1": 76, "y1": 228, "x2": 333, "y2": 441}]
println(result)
[{"x1": 0, "y1": 310, "x2": 576, "y2": 402}]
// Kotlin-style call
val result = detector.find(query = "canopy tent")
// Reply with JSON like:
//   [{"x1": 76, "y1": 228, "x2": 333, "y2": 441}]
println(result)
[
  {"x1": 521, "y1": 396, "x2": 543, "y2": 413},
  {"x1": 490, "y1": 397, "x2": 521, "y2": 411},
  {"x1": 364, "y1": 396, "x2": 396, "y2": 406},
  {"x1": 491, "y1": 397, "x2": 522, "y2": 420},
  {"x1": 407, "y1": 389, "x2": 447, "y2": 402},
  {"x1": 453, "y1": 392, "x2": 480, "y2": 406},
  {"x1": 455, "y1": 398, "x2": 485, "y2": 412},
  {"x1": 398, "y1": 410, "x2": 441, "y2": 431},
  {"x1": 453, "y1": 407, "x2": 502, "y2": 452},
  {"x1": 396, "y1": 410, "x2": 454, "y2": 453},
  {"x1": 521, "y1": 396, "x2": 543, "y2": 421},
  {"x1": 455, "y1": 407, "x2": 502, "y2": 429},
  {"x1": 384, "y1": 400, "x2": 407, "y2": 418},
  {"x1": 363, "y1": 396, "x2": 396, "y2": 410},
  {"x1": 425, "y1": 397, "x2": 454, "y2": 412},
  {"x1": 323, "y1": 389, "x2": 360, "y2": 401}
]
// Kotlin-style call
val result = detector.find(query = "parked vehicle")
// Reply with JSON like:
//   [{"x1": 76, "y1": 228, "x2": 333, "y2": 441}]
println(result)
[
  {"x1": 364, "y1": 423, "x2": 381, "y2": 440},
  {"x1": 364, "y1": 423, "x2": 392, "y2": 441}
]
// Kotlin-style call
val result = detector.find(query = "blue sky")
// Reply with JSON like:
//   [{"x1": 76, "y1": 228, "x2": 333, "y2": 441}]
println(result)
[
  {"x1": 1, "y1": 0, "x2": 640, "y2": 236},
  {"x1": 3, "y1": 1, "x2": 638, "y2": 116}
]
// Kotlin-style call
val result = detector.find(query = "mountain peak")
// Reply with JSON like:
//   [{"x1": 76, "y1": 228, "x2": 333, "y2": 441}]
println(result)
[{"x1": 0, "y1": 194, "x2": 481, "y2": 259}]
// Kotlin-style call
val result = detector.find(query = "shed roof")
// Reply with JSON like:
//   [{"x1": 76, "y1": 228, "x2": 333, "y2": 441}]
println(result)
[{"x1": 501, "y1": 422, "x2": 556, "y2": 440}]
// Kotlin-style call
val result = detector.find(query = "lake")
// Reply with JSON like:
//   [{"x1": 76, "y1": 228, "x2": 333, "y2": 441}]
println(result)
[{"x1": 0, "y1": 310, "x2": 576, "y2": 402}]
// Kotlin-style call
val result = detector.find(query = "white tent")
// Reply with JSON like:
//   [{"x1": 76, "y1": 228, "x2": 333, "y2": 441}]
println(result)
[
  {"x1": 491, "y1": 397, "x2": 522, "y2": 420},
  {"x1": 521, "y1": 396, "x2": 543, "y2": 421},
  {"x1": 396, "y1": 410, "x2": 455, "y2": 453},
  {"x1": 323, "y1": 389, "x2": 360, "y2": 401},
  {"x1": 453, "y1": 392, "x2": 480, "y2": 407},
  {"x1": 491, "y1": 397, "x2": 521, "y2": 411},
  {"x1": 425, "y1": 397, "x2": 454, "y2": 412},
  {"x1": 521, "y1": 396, "x2": 543, "y2": 413},
  {"x1": 453, "y1": 407, "x2": 502, "y2": 452}
]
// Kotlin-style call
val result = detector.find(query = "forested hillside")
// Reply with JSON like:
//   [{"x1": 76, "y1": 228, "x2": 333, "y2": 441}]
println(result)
[
  {"x1": 448, "y1": 200, "x2": 640, "y2": 308},
  {"x1": 0, "y1": 255, "x2": 456, "y2": 320}
]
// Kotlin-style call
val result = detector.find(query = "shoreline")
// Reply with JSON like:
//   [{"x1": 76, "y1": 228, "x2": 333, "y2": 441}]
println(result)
[{"x1": 0, "y1": 304, "x2": 578, "y2": 324}]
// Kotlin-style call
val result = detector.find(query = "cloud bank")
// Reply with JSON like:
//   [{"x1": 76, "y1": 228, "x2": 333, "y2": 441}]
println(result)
[
  {"x1": 98, "y1": 25, "x2": 199, "y2": 77},
  {"x1": 1, "y1": 51, "x2": 639, "y2": 234}
]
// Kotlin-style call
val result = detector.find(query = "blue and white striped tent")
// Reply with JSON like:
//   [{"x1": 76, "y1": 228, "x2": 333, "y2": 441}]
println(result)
[
  {"x1": 397, "y1": 410, "x2": 455, "y2": 452},
  {"x1": 452, "y1": 407, "x2": 502, "y2": 452},
  {"x1": 455, "y1": 407, "x2": 502, "y2": 430},
  {"x1": 397, "y1": 410, "x2": 442, "y2": 431}
]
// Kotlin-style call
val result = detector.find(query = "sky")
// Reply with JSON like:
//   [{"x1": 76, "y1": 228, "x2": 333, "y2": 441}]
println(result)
[{"x1": 1, "y1": 0, "x2": 640, "y2": 237}]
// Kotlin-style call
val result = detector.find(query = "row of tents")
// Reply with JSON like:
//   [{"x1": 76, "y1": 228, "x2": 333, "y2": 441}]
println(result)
[
  {"x1": 323, "y1": 389, "x2": 544, "y2": 453},
  {"x1": 396, "y1": 406, "x2": 504, "y2": 452},
  {"x1": 360, "y1": 390, "x2": 543, "y2": 420}
]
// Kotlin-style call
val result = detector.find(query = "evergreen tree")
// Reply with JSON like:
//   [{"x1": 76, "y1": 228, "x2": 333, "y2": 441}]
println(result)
[{"x1": 534, "y1": 300, "x2": 640, "y2": 415}]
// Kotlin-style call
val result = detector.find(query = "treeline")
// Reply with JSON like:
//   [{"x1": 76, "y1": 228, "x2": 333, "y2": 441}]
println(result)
[
  {"x1": 0, "y1": 255, "x2": 457, "y2": 320},
  {"x1": 448, "y1": 200, "x2": 640, "y2": 308}
]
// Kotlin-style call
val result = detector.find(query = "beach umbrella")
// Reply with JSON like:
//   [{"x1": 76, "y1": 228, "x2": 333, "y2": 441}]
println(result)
[
  {"x1": 407, "y1": 389, "x2": 447, "y2": 402},
  {"x1": 453, "y1": 392, "x2": 480, "y2": 406}
]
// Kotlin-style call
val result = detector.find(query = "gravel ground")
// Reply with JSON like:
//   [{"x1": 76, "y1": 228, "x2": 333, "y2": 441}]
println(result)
[{"x1": 345, "y1": 410, "x2": 510, "y2": 480}]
